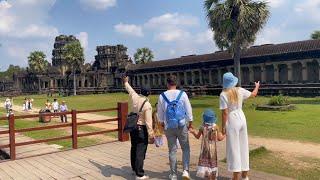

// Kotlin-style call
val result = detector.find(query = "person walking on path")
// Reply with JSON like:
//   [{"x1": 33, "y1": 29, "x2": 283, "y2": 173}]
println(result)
[
  {"x1": 157, "y1": 75, "x2": 193, "y2": 180},
  {"x1": 52, "y1": 99, "x2": 59, "y2": 117},
  {"x1": 219, "y1": 72, "x2": 260, "y2": 180},
  {"x1": 190, "y1": 109, "x2": 225, "y2": 179},
  {"x1": 59, "y1": 101, "x2": 68, "y2": 123},
  {"x1": 123, "y1": 76, "x2": 154, "y2": 180}
]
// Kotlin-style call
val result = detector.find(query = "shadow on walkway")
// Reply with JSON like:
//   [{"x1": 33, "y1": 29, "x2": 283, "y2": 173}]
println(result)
[{"x1": 89, "y1": 159, "x2": 230, "y2": 180}]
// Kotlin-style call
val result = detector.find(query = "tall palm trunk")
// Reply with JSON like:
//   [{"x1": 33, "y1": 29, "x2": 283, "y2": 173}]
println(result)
[
  {"x1": 73, "y1": 68, "x2": 77, "y2": 96},
  {"x1": 233, "y1": 45, "x2": 242, "y2": 86}
]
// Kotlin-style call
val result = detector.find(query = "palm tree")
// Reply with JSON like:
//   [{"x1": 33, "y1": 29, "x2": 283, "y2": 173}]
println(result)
[
  {"x1": 311, "y1": 31, "x2": 320, "y2": 40},
  {"x1": 134, "y1": 47, "x2": 154, "y2": 64},
  {"x1": 28, "y1": 51, "x2": 49, "y2": 74},
  {"x1": 62, "y1": 41, "x2": 85, "y2": 96},
  {"x1": 205, "y1": 0, "x2": 269, "y2": 85}
]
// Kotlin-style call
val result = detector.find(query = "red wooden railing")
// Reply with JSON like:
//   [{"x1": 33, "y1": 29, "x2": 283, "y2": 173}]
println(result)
[{"x1": 0, "y1": 102, "x2": 129, "y2": 160}]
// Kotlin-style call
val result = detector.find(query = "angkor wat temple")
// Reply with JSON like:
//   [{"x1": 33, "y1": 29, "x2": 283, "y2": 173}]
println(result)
[{"x1": 2, "y1": 35, "x2": 320, "y2": 96}]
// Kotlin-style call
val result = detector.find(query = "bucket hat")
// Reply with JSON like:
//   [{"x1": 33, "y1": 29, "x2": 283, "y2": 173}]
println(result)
[
  {"x1": 223, "y1": 72, "x2": 238, "y2": 89},
  {"x1": 203, "y1": 109, "x2": 217, "y2": 125}
]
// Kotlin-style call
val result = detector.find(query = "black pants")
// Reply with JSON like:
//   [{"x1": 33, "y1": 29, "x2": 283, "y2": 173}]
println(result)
[
  {"x1": 60, "y1": 114, "x2": 67, "y2": 123},
  {"x1": 130, "y1": 125, "x2": 148, "y2": 177}
]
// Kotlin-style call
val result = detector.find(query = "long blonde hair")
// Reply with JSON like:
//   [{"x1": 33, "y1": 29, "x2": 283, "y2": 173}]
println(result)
[{"x1": 223, "y1": 87, "x2": 239, "y2": 105}]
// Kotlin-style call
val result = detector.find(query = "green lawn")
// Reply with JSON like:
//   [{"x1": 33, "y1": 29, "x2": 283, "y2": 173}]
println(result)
[
  {"x1": 249, "y1": 147, "x2": 320, "y2": 180},
  {"x1": 2, "y1": 94, "x2": 320, "y2": 143}
]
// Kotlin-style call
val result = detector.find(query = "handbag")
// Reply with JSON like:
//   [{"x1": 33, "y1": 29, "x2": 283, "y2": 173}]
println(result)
[{"x1": 123, "y1": 99, "x2": 148, "y2": 133}]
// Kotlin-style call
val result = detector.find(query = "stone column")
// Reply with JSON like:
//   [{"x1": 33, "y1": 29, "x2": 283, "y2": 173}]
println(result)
[
  {"x1": 261, "y1": 65, "x2": 266, "y2": 83},
  {"x1": 274, "y1": 64, "x2": 279, "y2": 83},
  {"x1": 184, "y1": 72, "x2": 188, "y2": 86},
  {"x1": 191, "y1": 71, "x2": 195, "y2": 85},
  {"x1": 199, "y1": 70, "x2": 203, "y2": 85},
  {"x1": 208, "y1": 70, "x2": 213, "y2": 85},
  {"x1": 287, "y1": 63, "x2": 293, "y2": 82},
  {"x1": 176, "y1": 72, "x2": 180, "y2": 86},
  {"x1": 302, "y1": 61, "x2": 308, "y2": 82},
  {"x1": 217, "y1": 69, "x2": 222, "y2": 85},
  {"x1": 249, "y1": 66, "x2": 254, "y2": 83}
]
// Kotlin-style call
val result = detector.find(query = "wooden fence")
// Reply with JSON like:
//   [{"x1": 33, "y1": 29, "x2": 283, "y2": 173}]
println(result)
[{"x1": 0, "y1": 102, "x2": 129, "y2": 160}]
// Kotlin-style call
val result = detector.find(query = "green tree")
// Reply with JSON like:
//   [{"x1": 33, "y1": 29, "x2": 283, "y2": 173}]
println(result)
[
  {"x1": 62, "y1": 41, "x2": 85, "y2": 95},
  {"x1": 311, "y1": 31, "x2": 320, "y2": 40},
  {"x1": 134, "y1": 47, "x2": 154, "y2": 64},
  {"x1": 0, "y1": 65, "x2": 24, "y2": 80},
  {"x1": 205, "y1": 0, "x2": 269, "y2": 85},
  {"x1": 28, "y1": 51, "x2": 49, "y2": 74}
]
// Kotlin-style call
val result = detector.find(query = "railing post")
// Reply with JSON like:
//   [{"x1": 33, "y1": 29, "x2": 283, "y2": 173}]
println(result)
[
  {"x1": 118, "y1": 102, "x2": 129, "y2": 142},
  {"x1": 8, "y1": 114, "x2": 16, "y2": 160},
  {"x1": 71, "y1": 110, "x2": 78, "y2": 149}
]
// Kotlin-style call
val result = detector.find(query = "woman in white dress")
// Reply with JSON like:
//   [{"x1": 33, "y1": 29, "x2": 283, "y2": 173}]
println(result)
[{"x1": 219, "y1": 72, "x2": 260, "y2": 180}]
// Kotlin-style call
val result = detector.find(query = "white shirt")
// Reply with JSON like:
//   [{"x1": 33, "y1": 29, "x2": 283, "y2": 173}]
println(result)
[
  {"x1": 219, "y1": 87, "x2": 251, "y2": 111},
  {"x1": 52, "y1": 102, "x2": 59, "y2": 110},
  {"x1": 157, "y1": 90, "x2": 193, "y2": 126}
]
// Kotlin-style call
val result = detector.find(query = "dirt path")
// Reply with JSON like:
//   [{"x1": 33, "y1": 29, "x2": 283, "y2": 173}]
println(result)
[{"x1": 249, "y1": 136, "x2": 320, "y2": 158}]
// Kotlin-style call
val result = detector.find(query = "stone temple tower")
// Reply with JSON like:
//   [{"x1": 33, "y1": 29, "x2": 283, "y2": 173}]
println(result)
[{"x1": 52, "y1": 35, "x2": 80, "y2": 75}]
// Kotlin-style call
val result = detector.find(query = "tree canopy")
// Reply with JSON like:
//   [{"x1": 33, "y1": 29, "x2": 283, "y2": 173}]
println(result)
[
  {"x1": 311, "y1": 31, "x2": 320, "y2": 40},
  {"x1": 204, "y1": 0, "x2": 269, "y2": 85},
  {"x1": 28, "y1": 51, "x2": 49, "y2": 74},
  {"x1": 62, "y1": 41, "x2": 85, "y2": 71},
  {"x1": 134, "y1": 47, "x2": 154, "y2": 64}
]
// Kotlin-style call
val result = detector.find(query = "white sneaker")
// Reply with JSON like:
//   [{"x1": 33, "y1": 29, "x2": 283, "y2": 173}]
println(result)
[
  {"x1": 182, "y1": 170, "x2": 190, "y2": 180},
  {"x1": 136, "y1": 175, "x2": 149, "y2": 180},
  {"x1": 169, "y1": 174, "x2": 177, "y2": 180}
]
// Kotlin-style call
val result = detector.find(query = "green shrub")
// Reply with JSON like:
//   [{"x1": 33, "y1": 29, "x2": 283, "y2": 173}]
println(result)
[{"x1": 268, "y1": 94, "x2": 288, "y2": 106}]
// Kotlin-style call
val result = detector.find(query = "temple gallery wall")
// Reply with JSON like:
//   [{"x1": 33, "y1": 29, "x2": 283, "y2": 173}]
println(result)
[{"x1": 1, "y1": 36, "x2": 320, "y2": 96}]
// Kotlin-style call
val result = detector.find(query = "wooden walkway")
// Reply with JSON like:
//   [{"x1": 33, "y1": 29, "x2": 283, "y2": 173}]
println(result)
[
  {"x1": 0, "y1": 127, "x2": 60, "y2": 159},
  {"x1": 0, "y1": 140, "x2": 292, "y2": 180}
]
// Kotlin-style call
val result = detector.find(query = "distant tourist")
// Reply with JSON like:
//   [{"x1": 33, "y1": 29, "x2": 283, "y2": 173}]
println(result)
[
  {"x1": 219, "y1": 72, "x2": 260, "y2": 180},
  {"x1": 52, "y1": 99, "x2": 59, "y2": 113},
  {"x1": 157, "y1": 75, "x2": 193, "y2": 180},
  {"x1": 23, "y1": 98, "x2": 28, "y2": 111},
  {"x1": 123, "y1": 76, "x2": 154, "y2": 180},
  {"x1": 60, "y1": 101, "x2": 68, "y2": 123},
  {"x1": 27, "y1": 98, "x2": 33, "y2": 110},
  {"x1": 45, "y1": 99, "x2": 52, "y2": 111},
  {"x1": 4, "y1": 98, "x2": 12, "y2": 117},
  {"x1": 189, "y1": 109, "x2": 225, "y2": 179}
]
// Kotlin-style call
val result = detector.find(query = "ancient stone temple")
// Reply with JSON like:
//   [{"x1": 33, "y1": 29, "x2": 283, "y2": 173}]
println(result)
[
  {"x1": 2, "y1": 37, "x2": 320, "y2": 96},
  {"x1": 126, "y1": 39, "x2": 320, "y2": 96},
  {"x1": 52, "y1": 35, "x2": 79, "y2": 75}
]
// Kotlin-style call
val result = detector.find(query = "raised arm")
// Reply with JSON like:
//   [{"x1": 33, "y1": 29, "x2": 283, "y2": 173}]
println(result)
[
  {"x1": 251, "y1": 81, "x2": 260, "y2": 97},
  {"x1": 123, "y1": 76, "x2": 138, "y2": 98}
]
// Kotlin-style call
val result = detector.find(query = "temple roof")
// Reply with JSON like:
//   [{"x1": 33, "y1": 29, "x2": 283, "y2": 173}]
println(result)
[{"x1": 128, "y1": 39, "x2": 320, "y2": 71}]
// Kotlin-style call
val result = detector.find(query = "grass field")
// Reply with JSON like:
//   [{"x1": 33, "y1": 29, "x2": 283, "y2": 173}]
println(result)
[
  {"x1": 249, "y1": 147, "x2": 320, "y2": 180},
  {"x1": 4, "y1": 93, "x2": 320, "y2": 143}
]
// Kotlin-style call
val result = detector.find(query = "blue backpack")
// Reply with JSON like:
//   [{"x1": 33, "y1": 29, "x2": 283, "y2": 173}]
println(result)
[{"x1": 161, "y1": 91, "x2": 186, "y2": 129}]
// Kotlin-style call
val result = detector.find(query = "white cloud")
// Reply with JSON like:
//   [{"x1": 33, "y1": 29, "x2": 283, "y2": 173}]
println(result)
[
  {"x1": 114, "y1": 23, "x2": 144, "y2": 37},
  {"x1": 12, "y1": 24, "x2": 58, "y2": 38},
  {"x1": 294, "y1": 0, "x2": 320, "y2": 22},
  {"x1": 0, "y1": 0, "x2": 58, "y2": 68},
  {"x1": 76, "y1": 32, "x2": 89, "y2": 50},
  {"x1": 145, "y1": 13, "x2": 198, "y2": 29},
  {"x1": 145, "y1": 13, "x2": 199, "y2": 42},
  {"x1": 266, "y1": 0, "x2": 286, "y2": 8},
  {"x1": 195, "y1": 29, "x2": 214, "y2": 44},
  {"x1": 255, "y1": 27, "x2": 283, "y2": 45},
  {"x1": 155, "y1": 27, "x2": 190, "y2": 42},
  {"x1": 80, "y1": 0, "x2": 116, "y2": 10}
]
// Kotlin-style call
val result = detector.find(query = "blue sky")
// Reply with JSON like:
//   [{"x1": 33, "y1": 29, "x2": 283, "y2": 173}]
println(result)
[{"x1": 0, "y1": 0, "x2": 319, "y2": 70}]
